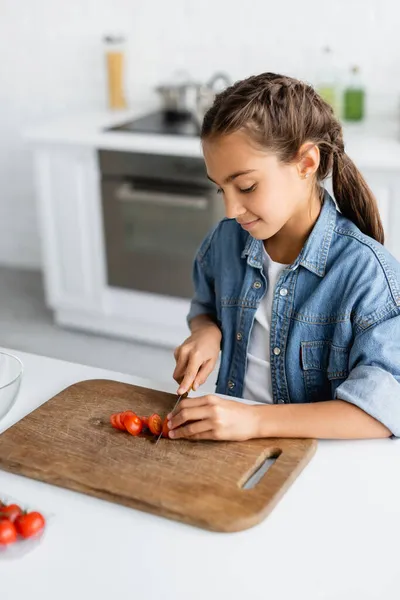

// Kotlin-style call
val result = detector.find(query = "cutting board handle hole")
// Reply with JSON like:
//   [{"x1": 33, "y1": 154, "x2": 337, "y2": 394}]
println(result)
[{"x1": 241, "y1": 449, "x2": 282, "y2": 490}]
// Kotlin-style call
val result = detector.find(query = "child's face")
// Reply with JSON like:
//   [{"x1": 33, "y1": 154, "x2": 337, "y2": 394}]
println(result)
[{"x1": 202, "y1": 130, "x2": 312, "y2": 241}]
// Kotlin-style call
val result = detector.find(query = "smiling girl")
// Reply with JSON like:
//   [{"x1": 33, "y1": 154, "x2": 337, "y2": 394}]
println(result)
[{"x1": 169, "y1": 72, "x2": 400, "y2": 441}]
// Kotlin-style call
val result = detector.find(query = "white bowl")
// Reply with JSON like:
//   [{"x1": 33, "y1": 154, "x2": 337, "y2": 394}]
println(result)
[{"x1": 0, "y1": 352, "x2": 23, "y2": 421}]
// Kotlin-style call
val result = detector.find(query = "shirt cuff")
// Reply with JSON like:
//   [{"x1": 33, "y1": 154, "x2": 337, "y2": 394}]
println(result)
[{"x1": 334, "y1": 365, "x2": 400, "y2": 438}]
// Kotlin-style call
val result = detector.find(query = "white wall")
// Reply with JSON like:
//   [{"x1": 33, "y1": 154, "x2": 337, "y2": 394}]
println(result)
[{"x1": 1, "y1": 0, "x2": 400, "y2": 269}]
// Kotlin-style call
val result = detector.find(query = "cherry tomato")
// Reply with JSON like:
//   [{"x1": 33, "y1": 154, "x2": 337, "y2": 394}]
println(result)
[
  {"x1": 121, "y1": 410, "x2": 136, "y2": 426},
  {"x1": 124, "y1": 414, "x2": 143, "y2": 436},
  {"x1": 140, "y1": 416, "x2": 149, "y2": 428},
  {"x1": 148, "y1": 414, "x2": 162, "y2": 436},
  {"x1": 15, "y1": 512, "x2": 45, "y2": 539},
  {"x1": 0, "y1": 519, "x2": 17, "y2": 545},
  {"x1": 162, "y1": 418, "x2": 170, "y2": 438},
  {"x1": 0, "y1": 504, "x2": 22, "y2": 523},
  {"x1": 110, "y1": 413, "x2": 125, "y2": 431}
]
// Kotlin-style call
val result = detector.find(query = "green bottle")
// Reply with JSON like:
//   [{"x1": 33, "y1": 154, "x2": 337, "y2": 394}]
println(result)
[
  {"x1": 344, "y1": 66, "x2": 365, "y2": 121},
  {"x1": 316, "y1": 46, "x2": 339, "y2": 115}
]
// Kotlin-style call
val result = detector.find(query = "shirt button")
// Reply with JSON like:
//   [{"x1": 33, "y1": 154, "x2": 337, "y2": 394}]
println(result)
[
  {"x1": 273, "y1": 347, "x2": 281, "y2": 356},
  {"x1": 236, "y1": 332, "x2": 242, "y2": 341},
  {"x1": 228, "y1": 380, "x2": 235, "y2": 390},
  {"x1": 253, "y1": 281, "x2": 262, "y2": 289},
  {"x1": 279, "y1": 288, "x2": 288, "y2": 296}
]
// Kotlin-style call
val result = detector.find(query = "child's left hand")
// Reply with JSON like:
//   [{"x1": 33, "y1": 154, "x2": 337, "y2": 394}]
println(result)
[{"x1": 166, "y1": 395, "x2": 260, "y2": 441}]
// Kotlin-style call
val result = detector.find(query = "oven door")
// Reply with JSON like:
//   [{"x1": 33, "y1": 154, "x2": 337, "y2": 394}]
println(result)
[{"x1": 102, "y1": 179, "x2": 222, "y2": 298}]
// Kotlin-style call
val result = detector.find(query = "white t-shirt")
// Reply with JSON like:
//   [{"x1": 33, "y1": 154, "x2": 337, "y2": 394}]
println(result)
[{"x1": 242, "y1": 249, "x2": 289, "y2": 404}]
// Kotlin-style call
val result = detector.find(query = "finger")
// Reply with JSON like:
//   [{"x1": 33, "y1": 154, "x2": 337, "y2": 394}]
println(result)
[
  {"x1": 168, "y1": 406, "x2": 211, "y2": 430},
  {"x1": 169, "y1": 418, "x2": 214, "y2": 439},
  {"x1": 173, "y1": 350, "x2": 189, "y2": 383},
  {"x1": 186, "y1": 430, "x2": 219, "y2": 441},
  {"x1": 167, "y1": 395, "x2": 214, "y2": 419},
  {"x1": 177, "y1": 355, "x2": 203, "y2": 395},
  {"x1": 192, "y1": 359, "x2": 215, "y2": 391}
]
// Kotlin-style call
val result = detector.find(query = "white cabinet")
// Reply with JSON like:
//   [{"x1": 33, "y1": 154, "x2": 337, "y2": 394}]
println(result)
[{"x1": 34, "y1": 145, "x2": 106, "y2": 311}]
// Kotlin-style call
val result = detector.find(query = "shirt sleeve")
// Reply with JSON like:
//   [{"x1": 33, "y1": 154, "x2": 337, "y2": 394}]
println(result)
[
  {"x1": 334, "y1": 308, "x2": 400, "y2": 437},
  {"x1": 186, "y1": 228, "x2": 218, "y2": 326}
]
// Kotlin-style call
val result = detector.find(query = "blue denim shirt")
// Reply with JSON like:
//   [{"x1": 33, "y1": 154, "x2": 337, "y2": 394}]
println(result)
[{"x1": 188, "y1": 191, "x2": 400, "y2": 437}]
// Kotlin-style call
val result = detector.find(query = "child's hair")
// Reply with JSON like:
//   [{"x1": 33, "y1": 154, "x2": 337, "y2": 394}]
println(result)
[{"x1": 201, "y1": 73, "x2": 384, "y2": 244}]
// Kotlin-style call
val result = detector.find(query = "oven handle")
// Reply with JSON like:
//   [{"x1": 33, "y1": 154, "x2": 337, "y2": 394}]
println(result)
[{"x1": 115, "y1": 182, "x2": 209, "y2": 210}]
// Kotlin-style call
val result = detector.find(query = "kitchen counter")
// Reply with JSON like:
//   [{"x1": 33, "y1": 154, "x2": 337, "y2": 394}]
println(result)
[
  {"x1": 25, "y1": 108, "x2": 400, "y2": 171},
  {"x1": 1, "y1": 347, "x2": 399, "y2": 600}
]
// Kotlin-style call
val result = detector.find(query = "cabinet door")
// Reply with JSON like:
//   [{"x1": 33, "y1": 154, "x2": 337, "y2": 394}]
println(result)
[{"x1": 34, "y1": 145, "x2": 105, "y2": 310}]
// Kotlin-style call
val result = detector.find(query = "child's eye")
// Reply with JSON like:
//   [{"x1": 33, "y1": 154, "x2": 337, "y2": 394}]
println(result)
[
  {"x1": 216, "y1": 188, "x2": 223, "y2": 194},
  {"x1": 240, "y1": 184, "x2": 257, "y2": 194}
]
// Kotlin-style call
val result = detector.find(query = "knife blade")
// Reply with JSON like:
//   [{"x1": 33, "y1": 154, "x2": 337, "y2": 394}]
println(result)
[{"x1": 154, "y1": 391, "x2": 188, "y2": 445}]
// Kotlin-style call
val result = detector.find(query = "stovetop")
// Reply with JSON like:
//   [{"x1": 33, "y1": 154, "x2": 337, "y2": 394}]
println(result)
[{"x1": 106, "y1": 111, "x2": 201, "y2": 137}]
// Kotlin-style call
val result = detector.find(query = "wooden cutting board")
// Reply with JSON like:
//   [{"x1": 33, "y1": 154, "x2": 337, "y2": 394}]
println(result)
[{"x1": 0, "y1": 380, "x2": 317, "y2": 532}]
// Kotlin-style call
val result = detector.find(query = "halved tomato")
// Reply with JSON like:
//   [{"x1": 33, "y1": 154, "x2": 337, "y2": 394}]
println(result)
[
  {"x1": 162, "y1": 418, "x2": 170, "y2": 438},
  {"x1": 148, "y1": 414, "x2": 162, "y2": 436},
  {"x1": 140, "y1": 416, "x2": 149, "y2": 428},
  {"x1": 110, "y1": 413, "x2": 125, "y2": 431},
  {"x1": 124, "y1": 413, "x2": 143, "y2": 436}
]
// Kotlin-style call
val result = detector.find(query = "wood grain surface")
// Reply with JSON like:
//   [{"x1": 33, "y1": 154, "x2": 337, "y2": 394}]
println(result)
[{"x1": 0, "y1": 380, "x2": 317, "y2": 532}]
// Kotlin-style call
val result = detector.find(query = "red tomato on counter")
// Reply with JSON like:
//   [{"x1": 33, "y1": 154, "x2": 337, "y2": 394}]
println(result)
[
  {"x1": 15, "y1": 512, "x2": 45, "y2": 539},
  {"x1": 0, "y1": 519, "x2": 17, "y2": 545},
  {"x1": 0, "y1": 504, "x2": 22, "y2": 523}
]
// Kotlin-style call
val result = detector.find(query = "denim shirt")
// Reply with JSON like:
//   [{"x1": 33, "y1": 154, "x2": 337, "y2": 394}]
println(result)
[{"x1": 187, "y1": 191, "x2": 400, "y2": 437}]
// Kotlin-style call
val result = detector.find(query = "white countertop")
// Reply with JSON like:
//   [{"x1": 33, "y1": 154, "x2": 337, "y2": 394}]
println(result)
[
  {"x1": 0, "y1": 347, "x2": 399, "y2": 599},
  {"x1": 24, "y1": 108, "x2": 400, "y2": 171}
]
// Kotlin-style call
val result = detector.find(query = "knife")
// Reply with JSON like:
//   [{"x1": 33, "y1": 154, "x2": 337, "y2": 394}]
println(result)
[{"x1": 154, "y1": 391, "x2": 188, "y2": 445}]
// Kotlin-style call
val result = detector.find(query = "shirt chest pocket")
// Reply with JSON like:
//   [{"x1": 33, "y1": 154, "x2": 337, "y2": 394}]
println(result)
[{"x1": 300, "y1": 341, "x2": 349, "y2": 402}]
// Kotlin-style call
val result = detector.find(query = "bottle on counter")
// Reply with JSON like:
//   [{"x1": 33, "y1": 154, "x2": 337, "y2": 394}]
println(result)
[
  {"x1": 104, "y1": 35, "x2": 127, "y2": 110},
  {"x1": 316, "y1": 46, "x2": 339, "y2": 115},
  {"x1": 343, "y1": 66, "x2": 365, "y2": 122}
]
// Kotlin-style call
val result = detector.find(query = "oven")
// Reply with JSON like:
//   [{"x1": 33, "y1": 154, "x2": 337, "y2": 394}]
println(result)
[{"x1": 99, "y1": 150, "x2": 224, "y2": 298}]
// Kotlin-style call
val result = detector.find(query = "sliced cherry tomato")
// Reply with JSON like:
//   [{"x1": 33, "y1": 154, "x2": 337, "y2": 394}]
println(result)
[
  {"x1": 124, "y1": 413, "x2": 143, "y2": 436},
  {"x1": 121, "y1": 410, "x2": 136, "y2": 426},
  {"x1": 162, "y1": 418, "x2": 170, "y2": 438},
  {"x1": 110, "y1": 413, "x2": 125, "y2": 431},
  {"x1": 0, "y1": 504, "x2": 22, "y2": 523},
  {"x1": 15, "y1": 511, "x2": 45, "y2": 539},
  {"x1": 0, "y1": 519, "x2": 17, "y2": 545},
  {"x1": 148, "y1": 413, "x2": 162, "y2": 436},
  {"x1": 140, "y1": 416, "x2": 149, "y2": 428}
]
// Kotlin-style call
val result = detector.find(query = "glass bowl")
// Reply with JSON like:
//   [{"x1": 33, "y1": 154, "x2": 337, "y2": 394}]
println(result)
[{"x1": 0, "y1": 352, "x2": 23, "y2": 421}]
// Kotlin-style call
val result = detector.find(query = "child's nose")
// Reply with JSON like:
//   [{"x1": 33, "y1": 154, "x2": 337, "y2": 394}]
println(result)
[{"x1": 224, "y1": 195, "x2": 246, "y2": 220}]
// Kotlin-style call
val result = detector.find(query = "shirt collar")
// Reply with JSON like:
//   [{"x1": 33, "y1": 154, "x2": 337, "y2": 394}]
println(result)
[{"x1": 241, "y1": 189, "x2": 337, "y2": 277}]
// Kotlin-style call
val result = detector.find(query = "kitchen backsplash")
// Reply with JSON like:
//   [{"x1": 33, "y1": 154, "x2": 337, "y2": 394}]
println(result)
[{"x1": 1, "y1": 0, "x2": 400, "y2": 268}]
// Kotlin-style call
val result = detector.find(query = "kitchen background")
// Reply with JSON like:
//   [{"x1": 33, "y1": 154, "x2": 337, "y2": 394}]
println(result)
[{"x1": 1, "y1": 0, "x2": 400, "y2": 386}]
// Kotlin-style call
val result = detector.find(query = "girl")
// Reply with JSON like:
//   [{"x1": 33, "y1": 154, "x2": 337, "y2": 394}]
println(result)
[{"x1": 168, "y1": 72, "x2": 400, "y2": 441}]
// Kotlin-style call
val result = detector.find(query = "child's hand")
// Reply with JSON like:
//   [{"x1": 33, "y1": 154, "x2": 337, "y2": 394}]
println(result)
[
  {"x1": 173, "y1": 324, "x2": 221, "y2": 395},
  {"x1": 166, "y1": 394, "x2": 260, "y2": 441}
]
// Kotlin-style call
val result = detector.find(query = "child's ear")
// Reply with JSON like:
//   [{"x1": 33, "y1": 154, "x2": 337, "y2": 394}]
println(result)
[{"x1": 297, "y1": 142, "x2": 320, "y2": 179}]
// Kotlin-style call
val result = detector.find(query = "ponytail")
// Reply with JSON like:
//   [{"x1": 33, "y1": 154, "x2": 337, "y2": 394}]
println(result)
[{"x1": 332, "y1": 150, "x2": 384, "y2": 244}]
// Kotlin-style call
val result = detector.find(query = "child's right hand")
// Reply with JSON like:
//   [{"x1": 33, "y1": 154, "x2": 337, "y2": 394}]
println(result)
[{"x1": 173, "y1": 321, "x2": 222, "y2": 395}]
